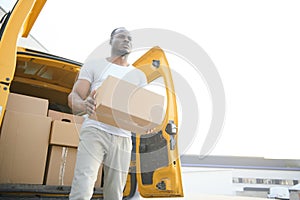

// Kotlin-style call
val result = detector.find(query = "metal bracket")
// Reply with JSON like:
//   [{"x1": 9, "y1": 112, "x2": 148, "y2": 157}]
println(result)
[
  {"x1": 156, "y1": 181, "x2": 166, "y2": 190},
  {"x1": 152, "y1": 60, "x2": 160, "y2": 68},
  {"x1": 165, "y1": 120, "x2": 177, "y2": 150}
]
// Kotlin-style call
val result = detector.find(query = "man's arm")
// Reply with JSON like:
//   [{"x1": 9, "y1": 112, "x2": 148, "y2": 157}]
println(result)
[{"x1": 68, "y1": 79, "x2": 96, "y2": 115}]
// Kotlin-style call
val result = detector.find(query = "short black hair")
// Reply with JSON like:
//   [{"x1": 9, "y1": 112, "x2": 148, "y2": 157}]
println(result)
[
  {"x1": 110, "y1": 27, "x2": 127, "y2": 38},
  {"x1": 110, "y1": 27, "x2": 128, "y2": 45}
]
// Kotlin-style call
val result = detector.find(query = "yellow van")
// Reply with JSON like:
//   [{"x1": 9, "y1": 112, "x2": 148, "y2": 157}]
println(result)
[{"x1": 0, "y1": 0, "x2": 183, "y2": 198}]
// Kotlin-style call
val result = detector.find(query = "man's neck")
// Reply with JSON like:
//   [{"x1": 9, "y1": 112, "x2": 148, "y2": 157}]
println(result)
[{"x1": 107, "y1": 55, "x2": 129, "y2": 67}]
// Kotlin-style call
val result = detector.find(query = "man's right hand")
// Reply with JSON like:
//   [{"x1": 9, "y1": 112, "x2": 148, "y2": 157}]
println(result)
[{"x1": 84, "y1": 90, "x2": 97, "y2": 115}]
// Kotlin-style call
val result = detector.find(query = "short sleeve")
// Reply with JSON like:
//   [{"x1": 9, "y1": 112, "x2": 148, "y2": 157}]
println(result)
[{"x1": 78, "y1": 61, "x2": 94, "y2": 83}]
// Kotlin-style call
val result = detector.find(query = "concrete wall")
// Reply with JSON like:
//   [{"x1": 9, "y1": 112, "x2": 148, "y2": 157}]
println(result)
[{"x1": 182, "y1": 167, "x2": 234, "y2": 196}]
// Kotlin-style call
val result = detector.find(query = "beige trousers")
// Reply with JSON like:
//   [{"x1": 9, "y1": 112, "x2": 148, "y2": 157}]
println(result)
[{"x1": 69, "y1": 126, "x2": 132, "y2": 200}]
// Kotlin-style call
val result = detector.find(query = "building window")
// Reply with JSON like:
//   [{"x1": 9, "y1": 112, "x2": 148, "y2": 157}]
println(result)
[{"x1": 233, "y1": 177, "x2": 297, "y2": 186}]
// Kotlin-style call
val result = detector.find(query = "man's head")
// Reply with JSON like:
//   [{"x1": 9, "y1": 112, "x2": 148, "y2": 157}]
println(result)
[{"x1": 110, "y1": 27, "x2": 132, "y2": 57}]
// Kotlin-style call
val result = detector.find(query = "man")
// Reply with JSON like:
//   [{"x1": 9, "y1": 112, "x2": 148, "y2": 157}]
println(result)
[{"x1": 68, "y1": 27, "x2": 147, "y2": 200}]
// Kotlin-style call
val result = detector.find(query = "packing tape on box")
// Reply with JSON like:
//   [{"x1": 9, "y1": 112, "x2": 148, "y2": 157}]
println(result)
[{"x1": 59, "y1": 147, "x2": 68, "y2": 185}]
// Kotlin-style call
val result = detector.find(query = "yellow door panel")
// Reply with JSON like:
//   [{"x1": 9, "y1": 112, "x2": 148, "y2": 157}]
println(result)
[
  {"x1": 133, "y1": 47, "x2": 184, "y2": 197},
  {"x1": 0, "y1": 0, "x2": 45, "y2": 124},
  {"x1": 21, "y1": 0, "x2": 47, "y2": 37}
]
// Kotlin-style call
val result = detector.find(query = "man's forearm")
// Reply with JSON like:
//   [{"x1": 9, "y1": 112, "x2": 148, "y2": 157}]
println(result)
[{"x1": 68, "y1": 92, "x2": 86, "y2": 115}]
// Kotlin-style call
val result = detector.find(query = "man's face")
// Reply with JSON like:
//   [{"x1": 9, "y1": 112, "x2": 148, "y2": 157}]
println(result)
[{"x1": 110, "y1": 29, "x2": 132, "y2": 56}]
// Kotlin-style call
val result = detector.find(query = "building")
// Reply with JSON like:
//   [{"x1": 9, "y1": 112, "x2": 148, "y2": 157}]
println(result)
[{"x1": 180, "y1": 155, "x2": 300, "y2": 199}]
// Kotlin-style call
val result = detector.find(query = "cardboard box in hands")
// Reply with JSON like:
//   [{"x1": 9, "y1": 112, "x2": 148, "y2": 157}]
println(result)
[{"x1": 90, "y1": 76, "x2": 165, "y2": 134}]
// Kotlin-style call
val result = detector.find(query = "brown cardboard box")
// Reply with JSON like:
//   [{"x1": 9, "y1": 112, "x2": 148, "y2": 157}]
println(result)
[
  {"x1": 49, "y1": 120, "x2": 81, "y2": 148},
  {"x1": 48, "y1": 110, "x2": 84, "y2": 124},
  {"x1": 0, "y1": 110, "x2": 51, "y2": 184},
  {"x1": 91, "y1": 75, "x2": 164, "y2": 133},
  {"x1": 45, "y1": 146, "x2": 102, "y2": 187},
  {"x1": 6, "y1": 93, "x2": 49, "y2": 116}
]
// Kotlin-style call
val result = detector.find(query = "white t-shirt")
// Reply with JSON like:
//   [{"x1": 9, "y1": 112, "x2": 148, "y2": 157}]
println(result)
[{"x1": 78, "y1": 58, "x2": 147, "y2": 138}]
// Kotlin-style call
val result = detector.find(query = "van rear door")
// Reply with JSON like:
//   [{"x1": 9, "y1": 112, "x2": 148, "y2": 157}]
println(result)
[{"x1": 133, "y1": 47, "x2": 184, "y2": 198}]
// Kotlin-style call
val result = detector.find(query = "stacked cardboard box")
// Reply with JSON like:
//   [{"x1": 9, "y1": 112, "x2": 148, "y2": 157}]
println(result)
[
  {"x1": 0, "y1": 93, "x2": 102, "y2": 187},
  {"x1": 0, "y1": 93, "x2": 51, "y2": 184},
  {"x1": 45, "y1": 110, "x2": 102, "y2": 187},
  {"x1": 48, "y1": 109, "x2": 84, "y2": 124}
]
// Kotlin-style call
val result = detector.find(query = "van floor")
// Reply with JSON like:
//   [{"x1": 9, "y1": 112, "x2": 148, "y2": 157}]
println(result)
[{"x1": 0, "y1": 184, "x2": 104, "y2": 200}]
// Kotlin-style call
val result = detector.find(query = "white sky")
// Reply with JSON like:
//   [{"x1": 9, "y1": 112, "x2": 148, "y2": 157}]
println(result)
[{"x1": 2, "y1": 0, "x2": 300, "y2": 159}]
